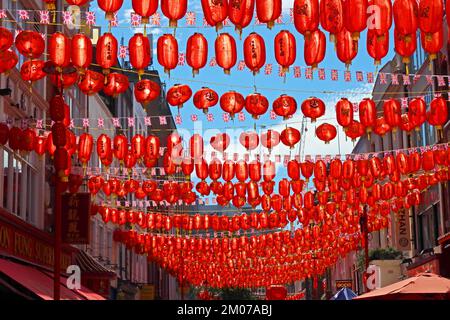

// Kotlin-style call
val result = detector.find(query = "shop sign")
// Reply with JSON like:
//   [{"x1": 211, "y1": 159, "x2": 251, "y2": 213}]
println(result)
[
  {"x1": 0, "y1": 219, "x2": 72, "y2": 269},
  {"x1": 395, "y1": 209, "x2": 411, "y2": 251},
  {"x1": 335, "y1": 280, "x2": 353, "y2": 290},
  {"x1": 62, "y1": 193, "x2": 90, "y2": 244}
]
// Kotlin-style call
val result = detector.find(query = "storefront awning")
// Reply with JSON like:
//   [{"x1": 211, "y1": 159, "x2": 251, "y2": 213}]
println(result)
[{"x1": 0, "y1": 258, "x2": 85, "y2": 300}]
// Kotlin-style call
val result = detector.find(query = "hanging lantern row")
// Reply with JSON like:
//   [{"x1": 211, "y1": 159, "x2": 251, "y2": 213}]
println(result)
[
  {"x1": 85, "y1": 146, "x2": 448, "y2": 212},
  {"x1": 93, "y1": 166, "x2": 441, "y2": 232},
  {"x1": 111, "y1": 214, "x2": 372, "y2": 288},
  {"x1": 29, "y1": 0, "x2": 449, "y2": 70},
  {"x1": 1, "y1": 11, "x2": 446, "y2": 84}
]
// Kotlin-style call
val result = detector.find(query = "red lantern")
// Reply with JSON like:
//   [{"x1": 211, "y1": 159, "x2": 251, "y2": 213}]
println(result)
[
  {"x1": 393, "y1": 0, "x2": 418, "y2": 38},
  {"x1": 202, "y1": 0, "x2": 228, "y2": 31},
  {"x1": 261, "y1": 130, "x2": 280, "y2": 151},
  {"x1": 49, "y1": 32, "x2": 71, "y2": 71},
  {"x1": 129, "y1": 33, "x2": 151, "y2": 76},
  {"x1": 245, "y1": 93, "x2": 269, "y2": 119},
  {"x1": 239, "y1": 131, "x2": 259, "y2": 151},
  {"x1": 335, "y1": 98, "x2": 354, "y2": 128},
  {"x1": 209, "y1": 158, "x2": 223, "y2": 181},
  {"x1": 383, "y1": 99, "x2": 402, "y2": 131},
  {"x1": 367, "y1": 29, "x2": 389, "y2": 65},
  {"x1": 15, "y1": 31, "x2": 45, "y2": 59},
  {"x1": 210, "y1": 133, "x2": 230, "y2": 152},
  {"x1": 131, "y1": 134, "x2": 145, "y2": 160},
  {"x1": 220, "y1": 91, "x2": 245, "y2": 119},
  {"x1": 301, "y1": 97, "x2": 325, "y2": 122},
  {"x1": 394, "y1": 28, "x2": 417, "y2": 65},
  {"x1": 190, "y1": 134, "x2": 204, "y2": 160},
  {"x1": 319, "y1": 0, "x2": 343, "y2": 42},
  {"x1": 255, "y1": 0, "x2": 281, "y2": 29},
  {"x1": 345, "y1": 120, "x2": 365, "y2": 141},
  {"x1": 167, "y1": 84, "x2": 192, "y2": 110},
  {"x1": 34, "y1": 136, "x2": 47, "y2": 156},
  {"x1": 400, "y1": 114, "x2": 415, "y2": 133},
  {"x1": 274, "y1": 30, "x2": 296, "y2": 73},
  {"x1": 215, "y1": 33, "x2": 237, "y2": 74},
  {"x1": 134, "y1": 79, "x2": 160, "y2": 106},
  {"x1": 195, "y1": 158, "x2": 209, "y2": 181},
  {"x1": 78, "y1": 70, "x2": 105, "y2": 95},
  {"x1": 0, "y1": 27, "x2": 13, "y2": 52},
  {"x1": 157, "y1": 34, "x2": 179, "y2": 75},
  {"x1": 280, "y1": 127, "x2": 301, "y2": 148},
  {"x1": 132, "y1": 0, "x2": 158, "y2": 24},
  {"x1": 368, "y1": 0, "x2": 392, "y2": 36},
  {"x1": 0, "y1": 50, "x2": 18, "y2": 74},
  {"x1": 263, "y1": 160, "x2": 276, "y2": 182},
  {"x1": 145, "y1": 135, "x2": 160, "y2": 159},
  {"x1": 20, "y1": 60, "x2": 46, "y2": 83},
  {"x1": 193, "y1": 87, "x2": 219, "y2": 114},
  {"x1": 21, "y1": 129, "x2": 36, "y2": 152},
  {"x1": 228, "y1": 0, "x2": 254, "y2": 37},
  {"x1": 293, "y1": 0, "x2": 319, "y2": 37},
  {"x1": 96, "y1": 33, "x2": 118, "y2": 74},
  {"x1": 0, "y1": 123, "x2": 11, "y2": 146},
  {"x1": 418, "y1": 0, "x2": 443, "y2": 38},
  {"x1": 223, "y1": 160, "x2": 236, "y2": 181},
  {"x1": 420, "y1": 29, "x2": 443, "y2": 62},
  {"x1": 66, "y1": 0, "x2": 90, "y2": 5},
  {"x1": 97, "y1": 134, "x2": 112, "y2": 161},
  {"x1": 336, "y1": 28, "x2": 358, "y2": 67},
  {"x1": 243, "y1": 33, "x2": 266, "y2": 74},
  {"x1": 235, "y1": 160, "x2": 249, "y2": 182},
  {"x1": 8, "y1": 127, "x2": 23, "y2": 151},
  {"x1": 46, "y1": 133, "x2": 56, "y2": 156},
  {"x1": 304, "y1": 29, "x2": 326, "y2": 68},
  {"x1": 427, "y1": 97, "x2": 448, "y2": 130},
  {"x1": 273, "y1": 94, "x2": 297, "y2": 120},
  {"x1": 249, "y1": 160, "x2": 262, "y2": 181},
  {"x1": 343, "y1": 0, "x2": 368, "y2": 40},
  {"x1": 98, "y1": 0, "x2": 124, "y2": 20},
  {"x1": 54, "y1": 147, "x2": 69, "y2": 177},
  {"x1": 359, "y1": 98, "x2": 376, "y2": 135},
  {"x1": 316, "y1": 123, "x2": 337, "y2": 144},
  {"x1": 78, "y1": 133, "x2": 93, "y2": 165},
  {"x1": 186, "y1": 33, "x2": 208, "y2": 76},
  {"x1": 167, "y1": 132, "x2": 183, "y2": 156},
  {"x1": 161, "y1": 0, "x2": 188, "y2": 27},
  {"x1": 51, "y1": 123, "x2": 67, "y2": 147},
  {"x1": 50, "y1": 70, "x2": 78, "y2": 89},
  {"x1": 113, "y1": 134, "x2": 128, "y2": 162},
  {"x1": 103, "y1": 73, "x2": 129, "y2": 98},
  {"x1": 408, "y1": 97, "x2": 427, "y2": 130},
  {"x1": 373, "y1": 116, "x2": 391, "y2": 136}
]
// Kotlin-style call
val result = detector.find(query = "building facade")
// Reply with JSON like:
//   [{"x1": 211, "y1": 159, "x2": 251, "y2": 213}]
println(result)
[{"x1": 329, "y1": 25, "x2": 450, "y2": 294}]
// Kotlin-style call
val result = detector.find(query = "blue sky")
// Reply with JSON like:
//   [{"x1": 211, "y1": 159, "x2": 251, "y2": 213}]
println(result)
[{"x1": 89, "y1": 1, "x2": 399, "y2": 189}]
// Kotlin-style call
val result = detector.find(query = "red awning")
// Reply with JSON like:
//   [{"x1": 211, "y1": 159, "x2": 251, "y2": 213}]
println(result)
[
  {"x1": 0, "y1": 258, "x2": 85, "y2": 300},
  {"x1": 41, "y1": 270, "x2": 106, "y2": 300}
]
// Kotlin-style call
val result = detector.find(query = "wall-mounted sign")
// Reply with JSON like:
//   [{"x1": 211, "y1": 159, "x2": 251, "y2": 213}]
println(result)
[
  {"x1": 335, "y1": 280, "x2": 353, "y2": 290},
  {"x1": 62, "y1": 193, "x2": 91, "y2": 244},
  {"x1": 395, "y1": 209, "x2": 411, "y2": 251}
]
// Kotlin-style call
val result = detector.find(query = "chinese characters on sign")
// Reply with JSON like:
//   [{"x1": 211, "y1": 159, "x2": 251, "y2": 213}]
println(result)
[{"x1": 62, "y1": 193, "x2": 90, "y2": 244}]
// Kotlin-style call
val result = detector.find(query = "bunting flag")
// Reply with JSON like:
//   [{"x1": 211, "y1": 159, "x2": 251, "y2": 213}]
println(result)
[
  {"x1": 85, "y1": 11, "x2": 96, "y2": 25},
  {"x1": 39, "y1": 10, "x2": 50, "y2": 24},
  {"x1": 62, "y1": 11, "x2": 73, "y2": 25},
  {"x1": 18, "y1": 10, "x2": 29, "y2": 20},
  {"x1": 150, "y1": 12, "x2": 161, "y2": 25},
  {"x1": 185, "y1": 11, "x2": 196, "y2": 25},
  {"x1": 130, "y1": 13, "x2": 141, "y2": 26},
  {"x1": 264, "y1": 64, "x2": 273, "y2": 75}
]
